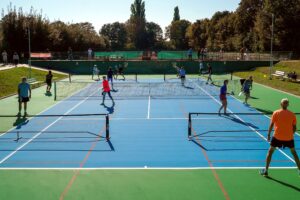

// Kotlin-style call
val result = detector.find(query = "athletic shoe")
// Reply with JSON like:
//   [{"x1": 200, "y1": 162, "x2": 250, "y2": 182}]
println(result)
[
  {"x1": 100, "y1": 102, "x2": 104, "y2": 105},
  {"x1": 259, "y1": 169, "x2": 268, "y2": 176}
]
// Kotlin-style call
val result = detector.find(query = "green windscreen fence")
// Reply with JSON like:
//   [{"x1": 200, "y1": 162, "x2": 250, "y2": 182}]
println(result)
[{"x1": 94, "y1": 51, "x2": 142, "y2": 60}]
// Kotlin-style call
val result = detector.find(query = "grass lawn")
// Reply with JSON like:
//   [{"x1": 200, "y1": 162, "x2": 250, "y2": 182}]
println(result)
[
  {"x1": 0, "y1": 67, "x2": 67, "y2": 98},
  {"x1": 233, "y1": 61, "x2": 300, "y2": 96}
]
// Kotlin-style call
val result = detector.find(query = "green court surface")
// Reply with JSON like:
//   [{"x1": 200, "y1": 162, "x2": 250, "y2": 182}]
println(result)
[{"x1": 0, "y1": 75, "x2": 299, "y2": 200}]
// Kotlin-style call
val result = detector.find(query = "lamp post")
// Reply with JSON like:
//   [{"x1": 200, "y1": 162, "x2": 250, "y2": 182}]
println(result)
[
  {"x1": 28, "y1": 27, "x2": 32, "y2": 79},
  {"x1": 269, "y1": 13, "x2": 274, "y2": 80}
]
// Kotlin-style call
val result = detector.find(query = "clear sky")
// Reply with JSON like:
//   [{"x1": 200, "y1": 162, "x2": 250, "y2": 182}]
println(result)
[{"x1": 0, "y1": 0, "x2": 241, "y2": 32}]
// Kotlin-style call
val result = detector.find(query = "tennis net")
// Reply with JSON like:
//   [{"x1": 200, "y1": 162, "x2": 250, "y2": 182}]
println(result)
[
  {"x1": 54, "y1": 79, "x2": 242, "y2": 100},
  {"x1": 0, "y1": 113, "x2": 110, "y2": 142},
  {"x1": 188, "y1": 112, "x2": 300, "y2": 142}
]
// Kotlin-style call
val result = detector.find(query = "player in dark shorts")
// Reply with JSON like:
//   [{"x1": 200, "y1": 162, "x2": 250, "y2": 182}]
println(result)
[
  {"x1": 101, "y1": 76, "x2": 114, "y2": 105},
  {"x1": 18, "y1": 77, "x2": 31, "y2": 116},
  {"x1": 206, "y1": 63, "x2": 213, "y2": 84},
  {"x1": 46, "y1": 70, "x2": 53, "y2": 93},
  {"x1": 260, "y1": 98, "x2": 300, "y2": 176},
  {"x1": 242, "y1": 76, "x2": 253, "y2": 105},
  {"x1": 218, "y1": 80, "x2": 228, "y2": 115},
  {"x1": 115, "y1": 64, "x2": 125, "y2": 81},
  {"x1": 107, "y1": 67, "x2": 114, "y2": 89},
  {"x1": 178, "y1": 67, "x2": 186, "y2": 86}
]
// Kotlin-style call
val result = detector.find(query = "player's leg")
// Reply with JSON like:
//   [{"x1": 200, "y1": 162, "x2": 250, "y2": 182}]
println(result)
[
  {"x1": 18, "y1": 99, "x2": 22, "y2": 114},
  {"x1": 108, "y1": 91, "x2": 114, "y2": 102},
  {"x1": 24, "y1": 101, "x2": 28, "y2": 115},
  {"x1": 260, "y1": 146, "x2": 276, "y2": 175},
  {"x1": 101, "y1": 92, "x2": 106, "y2": 105}
]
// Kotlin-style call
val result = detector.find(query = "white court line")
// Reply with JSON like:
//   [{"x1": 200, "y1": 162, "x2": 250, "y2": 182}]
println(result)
[
  {"x1": 147, "y1": 95, "x2": 151, "y2": 119},
  {"x1": 60, "y1": 117, "x2": 221, "y2": 121},
  {"x1": 0, "y1": 166, "x2": 297, "y2": 170},
  {"x1": 0, "y1": 89, "x2": 100, "y2": 165},
  {"x1": 191, "y1": 80, "x2": 296, "y2": 164}
]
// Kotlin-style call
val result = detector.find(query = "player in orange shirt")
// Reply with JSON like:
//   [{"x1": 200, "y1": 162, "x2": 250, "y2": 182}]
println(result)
[
  {"x1": 101, "y1": 76, "x2": 114, "y2": 105},
  {"x1": 260, "y1": 98, "x2": 300, "y2": 176}
]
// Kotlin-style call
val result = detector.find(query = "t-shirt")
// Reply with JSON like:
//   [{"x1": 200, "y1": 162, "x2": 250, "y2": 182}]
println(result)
[
  {"x1": 18, "y1": 82, "x2": 30, "y2": 97},
  {"x1": 199, "y1": 63, "x2": 203, "y2": 70},
  {"x1": 2, "y1": 52, "x2": 7, "y2": 58},
  {"x1": 271, "y1": 109, "x2": 297, "y2": 141},
  {"x1": 13, "y1": 54, "x2": 19, "y2": 60},
  {"x1": 243, "y1": 80, "x2": 252, "y2": 90},
  {"x1": 46, "y1": 74, "x2": 53, "y2": 82},
  {"x1": 107, "y1": 70, "x2": 113, "y2": 78},
  {"x1": 179, "y1": 69, "x2": 186, "y2": 76},
  {"x1": 102, "y1": 80, "x2": 110, "y2": 92},
  {"x1": 208, "y1": 66, "x2": 212, "y2": 74},
  {"x1": 220, "y1": 85, "x2": 227, "y2": 95},
  {"x1": 88, "y1": 49, "x2": 92, "y2": 55}
]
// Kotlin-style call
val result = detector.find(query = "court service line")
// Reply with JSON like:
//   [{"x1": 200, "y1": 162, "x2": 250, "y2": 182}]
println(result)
[
  {"x1": 0, "y1": 89, "x2": 100, "y2": 165},
  {"x1": 147, "y1": 95, "x2": 151, "y2": 119},
  {"x1": 0, "y1": 166, "x2": 297, "y2": 170},
  {"x1": 192, "y1": 80, "x2": 296, "y2": 163}
]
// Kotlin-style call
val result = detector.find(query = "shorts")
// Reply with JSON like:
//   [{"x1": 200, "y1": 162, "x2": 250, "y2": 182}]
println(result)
[
  {"x1": 108, "y1": 77, "x2": 113, "y2": 82},
  {"x1": 19, "y1": 97, "x2": 29, "y2": 103},
  {"x1": 180, "y1": 75, "x2": 186, "y2": 79},
  {"x1": 271, "y1": 137, "x2": 294, "y2": 149},
  {"x1": 46, "y1": 81, "x2": 52, "y2": 86},
  {"x1": 243, "y1": 89, "x2": 250, "y2": 95},
  {"x1": 220, "y1": 94, "x2": 227, "y2": 101}
]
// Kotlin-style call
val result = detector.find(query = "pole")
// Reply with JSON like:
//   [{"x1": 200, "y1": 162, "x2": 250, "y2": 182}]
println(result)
[
  {"x1": 28, "y1": 27, "x2": 32, "y2": 79},
  {"x1": 269, "y1": 14, "x2": 274, "y2": 80}
]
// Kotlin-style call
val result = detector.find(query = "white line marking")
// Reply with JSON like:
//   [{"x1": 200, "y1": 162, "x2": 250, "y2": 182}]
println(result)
[
  {"x1": 0, "y1": 89, "x2": 100, "y2": 165},
  {"x1": 147, "y1": 95, "x2": 151, "y2": 119},
  {"x1": 59, "y1": 117, "x2": 221, "y2": 121},
  {"x1": 191, "y1": 80, "x2": 296, "y2": 164},
  {"x1": 0, "y1": 166, "x2": 297, "y2": 170}
]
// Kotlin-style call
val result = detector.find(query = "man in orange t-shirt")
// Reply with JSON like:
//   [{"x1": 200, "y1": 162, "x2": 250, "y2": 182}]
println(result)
[
  {"x1": 101, "y1": 76, "x2": 114, "y2": 105},
  {"x1": 260, "y1": 98, "x2": 300, "y2": 176}
]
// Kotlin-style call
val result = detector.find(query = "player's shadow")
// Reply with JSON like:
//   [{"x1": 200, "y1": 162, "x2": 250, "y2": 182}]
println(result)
[
  {"x1": 45, "y1": 91, "x2": 52, "y2": 97},
  {"x1": 13, "y1": 115, "x2": 29, "y2": 129},
  {"x1": 183, "y1": 85, "x2": 194, "y2": 90},
  {"x1": 223, "y1": 115, "x2": 259, "y2": 129},
  {"x1": 265, "y1": 176, "x2": 300, "y2": 192},
  {"x1": 103, "y1": 102, "x2": 115, "y2": 114}
]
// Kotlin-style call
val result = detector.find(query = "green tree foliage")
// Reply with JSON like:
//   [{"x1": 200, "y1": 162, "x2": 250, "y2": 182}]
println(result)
[
  {"x1": 127, "y1": 0, "x2": 147, "y2": 49},
  {"x1": 100, "y1": 22, "x2": 127, "y2": 50},
  {"x1": 173, "y1": 6, "x2": 180, "y2": 22},
  {"x1": 146, "y1": 22, "x2": 164, "y2": 49},
  {"x1": 170, "y1": 20, "x2": 191, "y2": 49}
]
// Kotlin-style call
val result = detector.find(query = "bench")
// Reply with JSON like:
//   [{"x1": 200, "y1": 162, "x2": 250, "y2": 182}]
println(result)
[{"x1": 272, "y1": 70, "x2": 285, "y2": 79}]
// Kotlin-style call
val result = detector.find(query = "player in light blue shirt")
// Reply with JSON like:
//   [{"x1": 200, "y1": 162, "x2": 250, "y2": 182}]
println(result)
[
  {"x1": 18, "y1": 77, "x2": 31, "y2": 116},
  {"x1": 179, "y1": 67, "x2": 186, "y2": 86}
]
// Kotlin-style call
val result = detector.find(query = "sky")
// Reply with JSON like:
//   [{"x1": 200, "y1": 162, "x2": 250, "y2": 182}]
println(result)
[{"x1": 0, "y1": 0, "x2": 241, "y2": 32}]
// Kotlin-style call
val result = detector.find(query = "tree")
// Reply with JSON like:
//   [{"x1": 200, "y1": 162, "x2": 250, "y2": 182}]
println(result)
[
  {"x1": 146, "y1": 22, "x2": 163, "y2": 49},
  {"x1": 100, "y1": 22, "x2": 127, "y2": 50},
  {"x1": 169, "y1": 20, "x2": 191, "y2": 49},
  {"x1": 173, "y1": 6, "x2": 180, "y2": 22},
  {"x1": 127, "y1": 0, "x2": 147, "y2": 49}
]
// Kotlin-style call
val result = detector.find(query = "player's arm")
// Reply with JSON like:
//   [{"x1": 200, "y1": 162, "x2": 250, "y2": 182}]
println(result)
[
  {"x1": 293, "y1": 125, "x2": 297, "y2": 133},
  {"x1": 268, "y1": 122, "x2": 274, "y2": 142}
]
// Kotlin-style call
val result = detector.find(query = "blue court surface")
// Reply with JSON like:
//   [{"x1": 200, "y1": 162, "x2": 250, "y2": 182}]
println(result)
[{"x1": 0, "y1": 78, "x2": 299, "y2": 169}]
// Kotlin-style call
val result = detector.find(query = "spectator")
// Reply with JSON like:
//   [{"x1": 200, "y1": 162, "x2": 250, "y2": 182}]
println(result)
[
  {"x1": 13, "y1": 52, "x2": 19, "y2": 67},
  {"x1": 187, "y1": 48, "x2": 193, "y2": 60},
  {"x1": 240, "y1": 47, "x2": 245, "y2": 60},
  {"x1": 68, "y1": 47, "x2": 73, "y2": 60},
  {"x1": 197, "y1": 48, "x2": 201, "y2": 60},
  {"x1": 88, "y1": 48, "x2": 93, "y2": 60},
  {"x1": 2, "y1": 50, "x2": 8, "y2": 65},
  {"x1": 287, "y1": 71, "x2": 297, "y2": 81}
]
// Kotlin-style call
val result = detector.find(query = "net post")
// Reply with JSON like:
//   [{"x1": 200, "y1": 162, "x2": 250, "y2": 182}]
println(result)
[
  {"x1": 188, "y1": 113, "x2": 192, "y2": 138},
  {"x1": 230, "y1": 71, "x2": 233, "y2": 80},
  {"x1": 164, "y1": 73, "x2": 166, "y2": 82},
  {"x1": 135, "y1": 73, "x2": 137, "y2": 82},
  {"x1": 54, "y1": 81, "x2": 57, "y2": 101},
  {"x1": 69, "y1": 73, "x2": 72, "y2": 83},
  {"x1": 105, "y1": 114, "x2": 110, "y2": 140}
]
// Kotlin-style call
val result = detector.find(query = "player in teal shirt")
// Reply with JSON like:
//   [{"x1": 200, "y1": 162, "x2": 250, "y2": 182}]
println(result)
[{"x1": 18, "y1": 77, "x2": 31, "y2": 116}]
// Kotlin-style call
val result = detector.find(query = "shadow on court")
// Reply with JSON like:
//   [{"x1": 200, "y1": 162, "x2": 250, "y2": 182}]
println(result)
[{"x1": 266, "y1": 176, "x2": 300, "y2": 192}]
